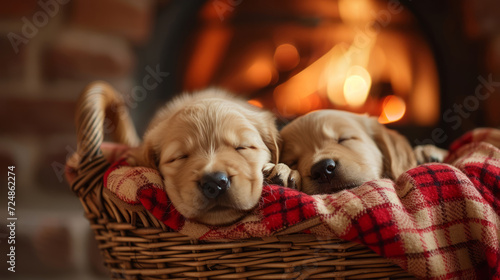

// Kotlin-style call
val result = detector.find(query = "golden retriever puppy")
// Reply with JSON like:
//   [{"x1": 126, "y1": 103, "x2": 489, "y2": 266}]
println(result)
[
  {"x1": 278, "y1": 110, "x2": 418, "y2": 195},
  {"x1": 131, "y1": 89, "x2": 279, "y2": 225}
]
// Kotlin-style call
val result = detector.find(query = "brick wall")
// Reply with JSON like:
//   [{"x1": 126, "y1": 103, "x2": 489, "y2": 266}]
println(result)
[{"x1": 0, "y1": 0, "x2": 156, "y2": 278}]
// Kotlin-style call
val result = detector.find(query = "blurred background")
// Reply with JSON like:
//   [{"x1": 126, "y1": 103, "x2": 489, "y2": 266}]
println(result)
[{"x1": 0, "y1": 0, "x2": 499, "y2": 279}]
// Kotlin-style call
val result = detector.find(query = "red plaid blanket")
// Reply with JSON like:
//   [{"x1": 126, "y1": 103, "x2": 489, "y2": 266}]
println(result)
[{"x1": 101, "y1": 128, "x2": 500, "y2": 279}]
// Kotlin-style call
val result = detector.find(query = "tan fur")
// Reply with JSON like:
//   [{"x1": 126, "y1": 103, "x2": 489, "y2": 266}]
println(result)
[
  {"x1": 279, "y1": 110, "x2": 416, "y2": 195},
  {"x1": 372, "y1": 125, "x2": 417, "y2": 180},
  {"x1": 414, "y1": 144, "x2": 448, "y2": 165},
  {"x1": 130, "y1": 89, "x2": 279, "y2": 225}
]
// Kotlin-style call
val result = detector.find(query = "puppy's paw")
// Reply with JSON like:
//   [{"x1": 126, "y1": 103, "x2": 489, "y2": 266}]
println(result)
[
  {"x1": 263, "y1": 163, "x2": 301, "y2": 189},
  {"x1": 414, "y1": 145, "x2": 448, "y2": 165}
]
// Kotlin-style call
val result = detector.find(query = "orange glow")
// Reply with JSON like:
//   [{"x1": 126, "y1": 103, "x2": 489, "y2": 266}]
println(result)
[
  {"x1": 274, "y1": 48, "x2": 332, "y2": 100},
  {"x1": 274, "y1": 43, "x2": 300, "y2": 71},
  {"x1": 325, "y1": 44, "x2": 350, "y2": 106},
  {"x1": 343, "y1": 66, "x2": 371, "y2": 107},
  {"x1": 274, "y1": 43, "x2": 347, "y2": 115},
  {"x1": 385, "y1": 36, "x2": 412, "y2": 97},
  {"x1": 184, "y1": 25, "x2": 231, "y2": 90},
  {"x1": 275, "y1": 91, "x2": 301, "y2": 117},
  {"x1": 275, "y1": 42, "x2": 376, "y2": 115},
  {"x1": 275, "y1": 92, "x2": 322, "y2": 117},
  {"x1": 344, "y1": 75, "x2": 369, "y2": 106},
  {"x1": 410, "y1": 38, "x2": 440, "y2": 125},
  {"x1": 296, "y1": 94, "x2": 323, "y2": 115},
  {"x1": 247, "y1": 99, "x2": 263, "y2": 108},
  {"x1": 307, "y1": 93, "x2": 322, "y2": 111},
  {"x1": 338, "y1": 0, "x2": 375, "y2": 26},
  {"x1": 246, "y1": 59, "x2": 273, "y2": 88},
  {"x1": 378, "y1": 95, "x2": 406, "y2": 124}
]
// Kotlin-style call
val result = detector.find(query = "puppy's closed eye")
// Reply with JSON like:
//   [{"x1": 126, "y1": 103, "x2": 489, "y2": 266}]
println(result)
[
  {"x1": 235, "y1": 146, "x2": 256, "y2": 151},
  {"x1": 337, "y1": 136, "x2": 356, "y2": 144},
  {"x1": 166, "y1": 154, "x2": 189, "y2": 164}
]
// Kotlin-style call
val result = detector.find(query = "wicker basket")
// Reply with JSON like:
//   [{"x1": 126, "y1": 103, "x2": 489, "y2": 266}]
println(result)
[{"x1": 70, "y1": 81, "x2": 414, "y2": 280}]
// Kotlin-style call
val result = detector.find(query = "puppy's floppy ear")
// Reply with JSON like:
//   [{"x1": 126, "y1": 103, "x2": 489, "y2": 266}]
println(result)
[
  {"x1": 261, "y1": 115, "x2": 281, "y2": 164},
  {"x1": 127, "y1": 137, "x2": 159, "y2": 168},
  {"x1": 253, "y1": 110, "x2": 280, "y2": 164},
  {"x1": 371, "y1": 121, "x2": 417, "y2": 180}
]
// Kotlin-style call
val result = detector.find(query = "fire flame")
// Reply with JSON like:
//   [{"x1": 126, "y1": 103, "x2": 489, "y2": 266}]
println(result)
[
  {"x1": 378, "y1": 95, "x2": 406, "y2": 124},
  {"x1": 247, "y1": 99, "x2": 263, "y2": 108},
  {"x1": 343, "y1": 65, "x2": 372, "y2": 107},
  {"x1": 246, "y1": 58, "x2": 273, "y2": 88},
  {"x1": 274, "y1": 0, "x2": 378, "y2": 115},
  {"x1": 274, "y1": 44, "x2": 300, "y2": 71}
]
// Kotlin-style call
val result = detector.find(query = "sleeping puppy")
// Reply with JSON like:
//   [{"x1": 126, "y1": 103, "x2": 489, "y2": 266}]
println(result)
[
  {"x1": 130, "y1": 89, "x2": 279, "y2": 225},
  {"x1": 277, "y1": 110, "x2": 446, "y2": 195}
]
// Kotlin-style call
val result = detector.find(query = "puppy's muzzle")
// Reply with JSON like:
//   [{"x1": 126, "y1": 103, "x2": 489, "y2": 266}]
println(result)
[
  {"x1": 200, "y1": 172, "x2": 230, "y2": 199},
  {"x1": 311, "y1": 159, "x2": 337, "y2": 183}
]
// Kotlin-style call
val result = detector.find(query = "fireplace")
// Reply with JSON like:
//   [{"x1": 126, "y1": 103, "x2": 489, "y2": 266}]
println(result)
[
  {"x1": 136, "y1": 0, "x2": 489, "y2": 147},
  {"x1": 183, "y1": 0, "x2": 440, "y2": 126}
]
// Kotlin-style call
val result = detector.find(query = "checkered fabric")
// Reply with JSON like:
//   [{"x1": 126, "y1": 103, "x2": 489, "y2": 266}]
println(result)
[{"x1": 99, "y1": 128, "x2": 500, "y2": 279}]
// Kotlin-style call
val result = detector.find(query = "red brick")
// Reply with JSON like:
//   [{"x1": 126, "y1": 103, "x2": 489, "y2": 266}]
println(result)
[
  {"x1": 0, "y1": 98, "x2": 76, "y2": 135},
  {"x1": 88, "y1": 231, "x2": 110, "y2": 276},
  {"x1": 0, "y1": 148, "x2": 16, "y2": 172},
  {"x1": 0, "y1": 34, "x2": 27, "y2": 78},
  {"x1": 0, "y1": 222, "x2": 75, "y2": 277},
  {"x1": 33, "y1": 221, "x2": 74, "y2": 270},
  {"x1": 70, "y1": 0, "x2": 153, "y2": 44},
  {"x1": 0, "y1": 0, "x2": 38, "y2": 17},
  {"x1": 35, "y1": 135, "x2": 78, "y2": 194},
  {"x1": 44, "y1": 28, "x2": 135, "y2": 79}
]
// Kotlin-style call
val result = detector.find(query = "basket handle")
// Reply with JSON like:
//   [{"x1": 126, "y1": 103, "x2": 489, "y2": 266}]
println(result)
[{"x1": 75, "y1": 81, "x2": 140, "y2": 166}]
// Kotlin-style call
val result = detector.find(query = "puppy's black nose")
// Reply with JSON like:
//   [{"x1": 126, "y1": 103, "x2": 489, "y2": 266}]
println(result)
[
  {"x1": 310, "y1": 159, "x2": 336, "y2": 183},
  {"x1": 200, "y1": 172, "x2": 230, "y2": 199}
]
